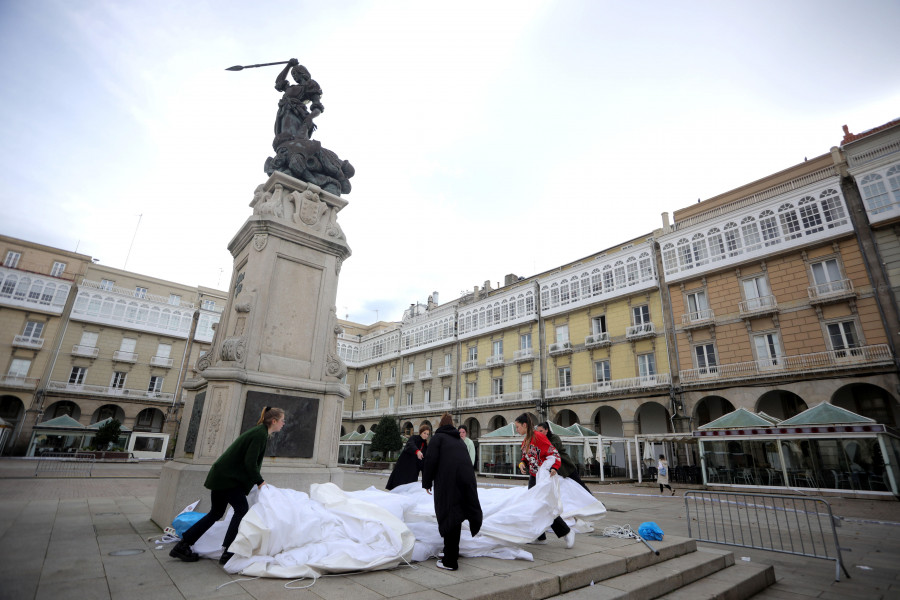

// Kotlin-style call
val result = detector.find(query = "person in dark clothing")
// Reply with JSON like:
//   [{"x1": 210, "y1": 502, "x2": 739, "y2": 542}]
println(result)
[
  {"x1": 515, "y1": 413, "x2": 575, "y2": 548},
  {"x1": 535, "y1": 422, "x2": 591, "y2": 493},
  {"x1": 422, "y1": 413, "x2": 483, "y2": 571},
  {"x1": 386, "y1": 423, "x2": 431, "y2": 490},
  {"x1": 170, "y1": 406, "x2": 285, "y2": 565}
]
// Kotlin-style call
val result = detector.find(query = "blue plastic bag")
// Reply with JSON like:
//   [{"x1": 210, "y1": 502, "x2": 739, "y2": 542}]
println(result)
[
  {"x1": 172, "y1": 511, "x2": 206, "y2": 537},
  {"x1": 638, "y1": 521, "x2": 664, "y2": 541}
]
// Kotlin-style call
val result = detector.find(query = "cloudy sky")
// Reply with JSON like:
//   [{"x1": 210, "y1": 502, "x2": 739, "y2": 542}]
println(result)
[{"x1": 2, "y1": 1, "x2": 898, "y2": 324}]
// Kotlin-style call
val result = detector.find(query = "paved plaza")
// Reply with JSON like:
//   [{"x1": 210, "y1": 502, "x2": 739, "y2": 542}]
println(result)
[{"x1": 0, "y1": 459, "x2": 898, "y2": 600}]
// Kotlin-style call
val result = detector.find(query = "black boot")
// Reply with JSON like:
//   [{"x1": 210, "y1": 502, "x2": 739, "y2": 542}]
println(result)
[{"x1": 169, "y1": 540, "x2": 200, "y2": 562}]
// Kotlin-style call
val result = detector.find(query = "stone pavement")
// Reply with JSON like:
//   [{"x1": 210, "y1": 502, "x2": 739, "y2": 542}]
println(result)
[{"x1": 0, "y1": 458, "x2": 898, "y2": 600}]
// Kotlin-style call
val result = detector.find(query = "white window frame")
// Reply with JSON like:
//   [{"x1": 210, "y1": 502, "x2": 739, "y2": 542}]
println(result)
[
  {"x1": 443, "y1": 387, "x2": 451, "y2": 402},
  {"x1": 591, "y1": 315, "x2": 607, "y2": 335},
  {"x1": 492, "y1": 340, "x2": 503, "y2": 357},
  {"x1": 50, "y1": 262, "x2": 66, "y2": 277},
  {"x1": 555, "y1": 325, "x2": 569, "y2": 344},
  {"x1": 406, "y1": 392, "x2": 413, "y2": 406},
  {"x1": 148, "y1": 375, "x2": 164, "y2": 393},
  {"x1": 111, "y1": 371, "x2": 127, "y2": 389},
  {"x1": 520, "y1": 333, "x2": 532, "y2": 350},
  {"x1": 169, "y1": 294, "x2": 181, "y2": 306},
  {"x1": 424, "y1": 389, "x2": 431, "y2": 404},
  {"x1": 467, "y1": 346, "x2": 477, "y2": 361},
  {"x1": 637, "y1": 353, "x2": 656, "y2": 378},
  {"x1": 694, "y1": 343, "x2": 717, "y2": 374},
  {"x1": 22, "y1": 321, "x2": 44, "y2": 339},
  {"x1": 632, "y1": 305, "x2": 650, "y2": 325},
  {"x1": 520, "y1": 372, "x2": 533, "y2": 391},
  {"x1": 466, "y1": 381, "x2": 477, "y2": 398},
  {"x1": 79, "y1": 331, "x2": 98, "y2": 347},
  {"x1": 491, "y1": 377, "x2": 504, "y2": 395},
  {"x1": 8, "y1": 358, "x2": 31, "y2": 377},
  {"x1": 753, "y1": 331, "x2": 782, "y2": 368},
  {"x1": 69, "y1": 366, "x2": 87, "y2": 385},
  {"x1": 100, "y1": 279, "x2": 114, "y2": 291},
  {"x1": 594, "y1": 360, "x2": 610, "y2": 382},
  {"x1": 557, "y1": 367, "x2": 571, "y2": 388},
  {"x1": 4, "y1": 251, "x2": 21, "y2": 268},
  {"x1": 134, "y1": 287, "x2": 148, "y2": 299}
]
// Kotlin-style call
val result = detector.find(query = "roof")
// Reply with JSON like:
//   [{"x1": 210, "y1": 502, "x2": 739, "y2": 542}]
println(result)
[
  {"x1": 841, "y1": 118, "x2": 900, "y2": 145},
  {"x1": 698, "y1": 408, "x2": 776, "y2": 430},
  {"x1": 35, "y1": 415, "x2": 85, "y2": 429},
  {"x1": 566, "y1": 423, "x2": 599, "y2": 437},
  {"x1": 779, "y1": 403, "x2": 874, "y2": 426},
  {"x1": 86, "y1": 417, "x2": 131, "y2": 432},
  {"x1": 483, "y1": 423, "x2": 518, "y2": 438}
]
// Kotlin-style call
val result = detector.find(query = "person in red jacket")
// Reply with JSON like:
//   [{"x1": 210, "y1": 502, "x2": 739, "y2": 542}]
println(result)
[{"x1": 514, "y1": 413, "x2": 575, "y2": 548}]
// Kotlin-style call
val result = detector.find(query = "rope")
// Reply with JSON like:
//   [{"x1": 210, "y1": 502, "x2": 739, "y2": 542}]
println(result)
[{"x1": 600, "y1": 524, "x2": 640, "y2": 539}]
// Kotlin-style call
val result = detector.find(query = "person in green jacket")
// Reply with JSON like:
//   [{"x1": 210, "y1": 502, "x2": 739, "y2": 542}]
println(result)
[
  {"x1": 535, "y1": 422, "x2": 590, "y2": 493},
  {"x1": 170, "y1": 406, "x2": 285, "y2": 564}
]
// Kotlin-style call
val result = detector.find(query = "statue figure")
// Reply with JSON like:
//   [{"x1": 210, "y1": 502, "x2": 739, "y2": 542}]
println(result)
[{"x1": 274, "y1": 59, "x2": 323, "y2": 140}]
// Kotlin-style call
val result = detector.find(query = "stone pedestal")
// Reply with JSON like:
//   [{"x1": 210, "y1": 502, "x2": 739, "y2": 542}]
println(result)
[{"x1": 152, "y1": 172, "x2": 351, "y2": 528}]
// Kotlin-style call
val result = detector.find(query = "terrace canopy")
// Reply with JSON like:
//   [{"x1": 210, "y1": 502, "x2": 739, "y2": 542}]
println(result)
[{"x1": 337, "y1": 430, "x2": 376, "y2": 466}]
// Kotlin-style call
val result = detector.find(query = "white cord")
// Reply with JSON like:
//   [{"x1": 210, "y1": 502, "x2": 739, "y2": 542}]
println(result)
[
  {"x1": 601, "y1": 524, "x2": 639, "y2": 539},
  {"x1": 215, "y1": 576, "x2": 260, "y2": 590}
]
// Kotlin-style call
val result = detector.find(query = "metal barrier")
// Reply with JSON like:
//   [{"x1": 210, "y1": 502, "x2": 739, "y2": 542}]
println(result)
[
  {"x1": 34, "y1": 452, "x2": 96, "y2": 477},
  {"x1": 684, "y1": 490, "x2": 849, "y2": 581}
]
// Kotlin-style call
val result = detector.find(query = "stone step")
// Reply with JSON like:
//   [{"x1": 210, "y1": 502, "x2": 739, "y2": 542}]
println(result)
[{"x1": 658, "y1": 554, "x2": 776, "y2": 600}]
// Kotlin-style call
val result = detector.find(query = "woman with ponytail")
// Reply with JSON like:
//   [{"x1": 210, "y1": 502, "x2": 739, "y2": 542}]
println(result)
[
  {"x1": 514, "y1": 413, "x2": 575, "y2": 549},
  {"x1": 170, "y1": 406, "x2": 286, "y2": 565}
]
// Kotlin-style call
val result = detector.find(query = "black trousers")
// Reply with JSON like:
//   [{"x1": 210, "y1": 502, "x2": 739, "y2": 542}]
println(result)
[
  {"x1": 181, "y1": 487, "x2": 249, "y2": 551},
  {"x1": 528, "y1": 475, "x2": 571, "y2": 538},
  {"x1": 440, "y1": 521, "x2": 462, "y2": 568}
]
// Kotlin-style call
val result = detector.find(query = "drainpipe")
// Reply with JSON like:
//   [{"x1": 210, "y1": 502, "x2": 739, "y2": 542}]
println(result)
[
  {"x1": 536, "y1": 281, "x2": 548, "y2": 422},
  {"x1": 169, "y1": 309, "x2": 200, "y2": 442}
]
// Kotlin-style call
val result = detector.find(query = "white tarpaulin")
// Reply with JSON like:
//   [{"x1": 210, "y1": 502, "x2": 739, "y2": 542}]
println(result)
[{"x1": 189, "y1": 470, "x2": 606, "y2": 579}]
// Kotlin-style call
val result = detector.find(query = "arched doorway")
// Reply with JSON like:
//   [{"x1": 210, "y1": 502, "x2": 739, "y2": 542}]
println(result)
[
  {"x1": 635, "y1": 401, "x2": 670, "y2": 434},
  {"x1": 593, "y1": 406, "x2": 624, "y2": 436},
  {"x1": 0, "y1": 395, "x2": 25, "y2": 454},
  {"x1": 488, "y1": 415, "x2": 507, "y2": 432},
  {"x1": 402, "y1": 421, "x2": 414, "y2": 436},
  {"x1": 357, "y1": 424, "x2": 366, "y2": 434},
  {"x1": 832, "y1": 383, "x2": 900, "y2": 427},
  {"x1": 463, "y1": 417, "x2": 481, "y2": 439},
  {"x1": 694, "y1": 396, "x2": 735, "y2": 427},
  {"x1": 554, "y1": 409, "x2": 579, "y2": 427},
  {"x1": 134, "y1": 408, "x2": 165, "y2": 432},
  {"x1": 340, "y1": 426, "x2": 346, "y2": 436},
  {"x1": 757, "y1": 390, "x2": 807, "y2": 420},
  {"x1": 91, "y1": 404, "x2": 125, "y2": 424},
  {"x1": 43, "y1": 401, "x2": 80, "y2": 421},
  {"x1": 420, "y1": 420, "x2": 433, "y2": 432}
]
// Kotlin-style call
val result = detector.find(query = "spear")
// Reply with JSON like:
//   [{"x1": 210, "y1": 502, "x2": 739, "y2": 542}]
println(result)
[{"x1": 225, "y1": 60, "x2": 292, "y2": 72}]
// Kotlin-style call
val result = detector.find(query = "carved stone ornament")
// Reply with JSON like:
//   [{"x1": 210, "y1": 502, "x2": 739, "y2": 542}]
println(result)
[
  {"x1": 220, "y1": 336, "x2": 247, "y2": 362},
  {"x1": 205, "y1": 390, "x2": 226, "y2": 455},
  {"x1": 293, "y1": 189, "x2": 327, "y2": 226},
  {"x1": 335, "y1": 257, "x2": 343, "y2": 275},
  {"x1": 253, "y1": 233, "x2": 269, "y2": 251},
  {"x1": 326, "y1": 351, "x2": 347, "y2": 379},
  {"x1": 235, "y1": 301, "x2": 252, "y2": 313},
  {"x1": 196, "y1": 353, "x2": 211, "y2": 372}
]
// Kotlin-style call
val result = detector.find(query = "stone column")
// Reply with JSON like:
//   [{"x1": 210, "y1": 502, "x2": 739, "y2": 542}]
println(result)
[{"x1": 152, "y1": 172, "x2": 351, "y2": 528}]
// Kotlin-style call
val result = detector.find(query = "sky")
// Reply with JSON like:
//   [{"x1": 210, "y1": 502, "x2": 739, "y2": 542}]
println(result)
[{"x1": 2, "y1": 1, "x2": 899, "y2": 325}]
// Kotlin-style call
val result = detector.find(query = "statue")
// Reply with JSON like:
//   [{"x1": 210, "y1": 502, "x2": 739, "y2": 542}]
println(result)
[{"x1": 274, "y1": 59, "x2": 323, "y2": 140}]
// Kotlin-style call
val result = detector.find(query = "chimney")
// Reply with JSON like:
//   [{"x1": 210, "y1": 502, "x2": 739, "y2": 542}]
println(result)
[
  {"x1": 504, "y1": 273, "x2": 519, "y2": 286},
  {"x1": 432, "y1": 291, "x2": 439, "y2": 305},
  {"x1": 661, "y1": 212, "x2": 670, "y2": 229},
  {"x1": 483, "y1": 280, "x2": 492, "y2": 292}
]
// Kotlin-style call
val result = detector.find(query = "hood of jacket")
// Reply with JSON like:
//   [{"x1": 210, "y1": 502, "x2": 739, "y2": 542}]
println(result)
[{"x1": 435, "y1": 424, "x2": 460, "y2": 438}]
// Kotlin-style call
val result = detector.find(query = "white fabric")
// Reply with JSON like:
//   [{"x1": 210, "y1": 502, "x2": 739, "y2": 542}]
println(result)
[{"x1": 189, "y1": 474, "x2": 606, "y2": 579}]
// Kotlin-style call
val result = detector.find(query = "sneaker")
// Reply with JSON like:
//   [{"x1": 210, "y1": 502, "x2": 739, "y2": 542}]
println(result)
[
  {"x1": 564, "y1": 530, "x2": 575, "y2": 549},
  {"x1": 169, "y1": 541, "x2": 200, "y2": 562},
  {"x1": 671, "y1": 489, "x2": 677, "y2": 496},
  {"x1": 219, "y1": 551, "x2": 234, "y2": 565},
  {"x1": 436, "y1": 560, "x2": 457, "y2": 571},
  {"x1": 437, "y1": 551, "x2": 444, "y2": 558},
  {"x1": 527, "y1": 539, "x2": 548, "y2": 545}
]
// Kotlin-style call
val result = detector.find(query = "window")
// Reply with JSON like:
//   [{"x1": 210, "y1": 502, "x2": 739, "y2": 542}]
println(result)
[
  {"x1": 391, "y1": 366, "x2": 397, "y2": 378},
  {"x1": 148, "y1": 376, "x2": 164, "y2": 393},
  {"x1": 134, "y1": 287, "x2": 148, "y2": 299},
  {"x1": 740, "y1": 216, "x2": 762, "y2": 252},
  {"x1": 860, "y1": 174, "x2": 891, "y2": 214},
  {"x1": 778, "y1": 204, "x2": 802, "y2": 240},
  {"x1": 361, "y1": 398, "x2": 367, "y2": 411},
  {"x1": 467, "y1": 346, "x2": 477, "y2": 361},
  {"x1": 753, "y1": 332, "x2": 781, "y2": 367},
  {"x1": 443, "y1": 387, "x2": 451, "y2": 402},
  {"x1": 557, "y1": 367, "x2": 571, "y2": 388},
  {"x1": 707, "y1": 229, "x2": 726, "y2": 261},
  {"x1": 69, "y1": 366, "x2": 87, "y2": 385},
  {"x1": 100, "y1": 279, "x2": 115, "y2": 290},
  {"x1": 22, "y1": 321, "x2": 44, "y2": 339},
  {"x1": 169, "y1": 294, "x2": 181, "y2": 306},
  {"x1": 724, "y1": 222, "x2": 742, "y2": 257},
  {"x1": 388, "y1": 394, "x2": 394, "y2": 409},
  {"x1": 685, "y1": 291, "x2": 709, "y2": 321},
  {"x1": 811, "y1": 258, "x2": 841, "y2": 285},
  {"x1": 798, "y1": 197, "x2": 824, "y2": 234},
  {"x1": 4, "y1": 251, "x2": 21, "y2": 268},
  {"x1": 520, "y1": 333, "x2": 532, "y2": 350},
  {"x1": 363, "y1": 372, "x2": 369, "y2": 384},
  {"x1": 492, "y1": 377, "x2": 504, "y2": 395},
  {"x1": 50, "y1": 262, "x2": 66, "y2": 277},
  {"x1": 694, "y1": 344, "x2": 717, "y2": 374},
  {"x1": 406, "y1": 392, "x2": 413, "y2": 406},
  {"x1": 374, "y1": 370, "x2": 381, "y2": 382},
  {"x1": 120, "y1": 338, "x2": 136, "y2": 353},
  {"x1": 520, "y1": 372, "x2": 533, "y2": 391},
  {"x1": 759, "y1": 210, "x2": 780, "y2": 246},
  {"x1": 425, "y1": 358, "x2": 432, "y2": 370},
  {"x1": 555, "y1": 325, "x2": 569, "y2": 344},
  {"x1": 632, "y1": 305, "x2": 650, "y2": 325},
  {"x1": 637, "y1": 354, "x2": 656, "y2": 378},
  {"x1": 424, "y1": 389, "x2": 431, "y2": 404},
  {"x1": 79, "y1": 331, "x2": 98, "y2": 347},
  {"x1": 201, "y1": 299, "x2": 216, "y2": 310},
  {"x1": 591, "y1": 315, "x2": 607, "y2": 335},
  {"x1": 156, "y1": 343, "x2": 171, "y2": 358},
  {"x1": 374, "y1": 397, "x2": 379, "y2": 409},
  {"x1": 8, "y1": 358, "x2": 31, "y2": 378},
  {"x1": 407, "y1": 362, "x2": 414, "y2": 376},
  {"x1": 466, "y1": 382, "x2": 477, "y2": 398},
  {"x1": 111, "y1": 371, "x2": 127, "y2": 389},
  {"x1": 492, "y1": 340, "x2": 503, "y2": 357},
  {"x1": 827, "y1": 321, "x2": 860, "y2": 357},
  {"x1": 742, "y1": 275, "x2": 771, "y2": 311},
  {"x1": 594, "y1": 360, "x2": 610, "y2": 382},
  {"x1": 443, "y1": 354, "x2": 450, "y2": 368},
  {"x1": 820, "y1": 189, "x2": 848, "y2": 227}
]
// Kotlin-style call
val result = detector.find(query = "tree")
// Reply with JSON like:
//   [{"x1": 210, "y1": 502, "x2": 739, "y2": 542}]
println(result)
[
  {"x1": 92, "y1": 419, "x2": 122, "y2": 450},
  {"x1": 370, "y1": 416, "x2": 403, "y2": 458}
]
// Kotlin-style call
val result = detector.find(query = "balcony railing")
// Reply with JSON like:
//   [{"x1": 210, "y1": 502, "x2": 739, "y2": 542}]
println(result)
[
  {"x1": 626, "y1": 322, "x2": 656, "y2": 339},
  {"x1": 437, "y1": 366, "x2": 453, "y2": 377},
  {"x1": 462, "y1": 360, "x2": 479, "y2": 372},
  {"x1": 402, "y1": 373, "x2": 415, "y2": 383},
  {"x1": 46, "y1": 380, "x2": 174, "y2": 401},
  {"x1": 548, "y1": 341, "x2": 573, "y2": 355},
  {"x1": 72, "y1": 344, "x2": 99, "y2": 358},
  {"x1": 341, "y1": 410, "x2": 352, "y2": 419},
  {"x1": 808, "y1": 279, "x2": 855, "y2": 303},
  {"x1": 0, "y1": 375, "x2": 39, "y2": 389},
  {"x1": 681, "y1": 309, "x2": 715, "y2": 328},
  {"x1": 418, "y1": 369, "x2": 433, "y2": 380},
  {"x1": 79, "y1": 278, "x2": 195, "y2": 309},
  {"x1": 370, "y1": 380, "x2": 382, "y2": 389},
  {"x1": 457, "y1": 390, "x2": 540, "y2": 408},
  {"x1": 384, "y1": 376, "x2": 397, "y2": 386},
  {"x1": 545, "y1": 373, "x2": 671, "y2": 399},
  {"x1": 113, "y1": 350, "x2": 138, "y2": 363},
  {"x1": 739, "y1": 295, "x2": 778, "y2": 316},
  {"x1": 13, "y1": 335, "x2": 45, "y2": 349},
  {"x1": 585, "y1": 333, "x2": 610, "y2": 348},
  {"x1": 513, "y1": 348, "x2": 534, "y2": 362},
  {"x1": 679, "y1": 344, "x2": 893, "y2": 385},
  {"x1": 485, "y1": 355, "x2": 504, "y2": 367},
  {"x1": 150, "y1": 356, "x2": 173, "y2": 368},
  {"x1": 357, "y1": 383, "x2": 368, "y2": 391},
  {"x1": 397, "y1": 400, "x2": 453, "y2": 416}
]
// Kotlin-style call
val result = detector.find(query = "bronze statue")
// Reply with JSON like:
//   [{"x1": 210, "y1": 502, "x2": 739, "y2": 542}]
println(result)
[{"x1": 274, "y1": 59, "x2": 324, "y2": 140}]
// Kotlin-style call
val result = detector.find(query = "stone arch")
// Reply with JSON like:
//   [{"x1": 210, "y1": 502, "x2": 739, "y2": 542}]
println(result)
[
  {"x1": 462, "y1": 417, "x2": 481, "y2": 439},
  {"x1": 554, "y1": 409, "x2": 579, "y2": 427},
  {"x1": 357, "y1": 424, "x2": 366, "y2": 434},
  {"x1": 91, "y1": 404, "x2": 125, "y2": 424},
  {"x1": 694, "y1": 396, "x2": 736, "y2": 427},
  {"x1": 370, "y1": 423, "x2": 378, "y2": 432},
  {"x1": 831, "y1": 383, "x2": 900, "y2": 427},
  {"x1": 43, "y1": 400, "x2": 80, "y2": 421},
  {"x1": 0, "y1": 395, "x2": 26, "y2": 454},
  {"x1": 634, "y1": 401, "x2": 671, "y2": 434},
  {"x1": 401, "y1": 421, "x2": 414, "y2": 436},
  {"x1": 592, "y1": 406, "x2": 624, "y2": 436},
  {"x1": 420, "y1": 420, "x2": 433, "y2": 432},
  {"x1": 340, "y1": 426, "x2": 346, "y2": 436},
  {"x1": 488, "y1": 415, "x2": 507, "y2": 432},
  {"x1": 134, "y1": 408, "x2": 165, "y2": 432},
  {"x1": 756, "y1": 390, "x2": 807, "y2": 420}
]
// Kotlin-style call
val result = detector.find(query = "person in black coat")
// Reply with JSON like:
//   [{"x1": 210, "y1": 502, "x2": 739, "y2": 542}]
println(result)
[
  {"x1": 422, "y1": 413, "x2": 483, "y2": 571},
  {"x1": 386, "y1": 423, "x2": 431, "y2": 490}
]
